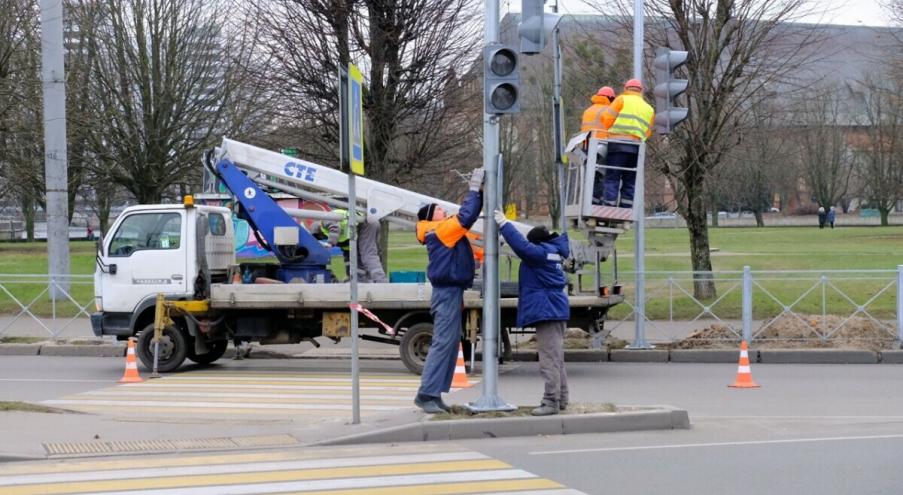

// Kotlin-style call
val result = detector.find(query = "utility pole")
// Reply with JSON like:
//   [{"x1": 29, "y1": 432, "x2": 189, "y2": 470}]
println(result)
[
  {"x1": 469, "y1": 0, "x2": 515, "y2": 412},
  {"x1": 40, "y1": 0, "x2": 71, "y2": 299}
]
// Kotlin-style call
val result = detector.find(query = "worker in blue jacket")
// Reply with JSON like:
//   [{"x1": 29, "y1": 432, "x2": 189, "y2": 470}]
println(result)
[
  {"x1": 413, "y1": 168, "x2": 485, "y2": 413},
  {"x1": 495, "y1": 211, "x2": 571, "y2": 415}
]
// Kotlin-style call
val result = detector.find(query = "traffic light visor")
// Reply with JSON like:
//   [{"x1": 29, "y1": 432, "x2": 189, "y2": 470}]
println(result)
[{"x1": 489, "y1": 49, "x2": 517, "y2": 77}]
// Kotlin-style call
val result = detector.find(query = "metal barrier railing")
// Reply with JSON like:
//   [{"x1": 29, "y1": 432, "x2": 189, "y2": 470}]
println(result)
[
  {"x1": 606, "y1": 266, "x2": 903, "y2": 346},
  {"x1": 2, "y1": 268, "x2": 902, "y2": 347},
  {"x1": 0, "y1": 274, "x2": 95, "y2": 338}
]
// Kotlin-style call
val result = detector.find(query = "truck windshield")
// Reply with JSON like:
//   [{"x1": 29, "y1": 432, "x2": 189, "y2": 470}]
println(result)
[{"x1": 108, "y1": 212, "x2": 182, "y2": 257}]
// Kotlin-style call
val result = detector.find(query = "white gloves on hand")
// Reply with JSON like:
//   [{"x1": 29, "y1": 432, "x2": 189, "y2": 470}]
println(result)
[
  {"x1": 494, "y1": 209, "x2": 508, "y2": 227},
  {"x1": 468, "y1": 168, "x2": 486, "y2": 192}
]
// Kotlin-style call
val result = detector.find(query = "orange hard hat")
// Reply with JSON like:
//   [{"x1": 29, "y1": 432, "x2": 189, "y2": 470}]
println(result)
[
  {"x1": 596, "y1": 86, "x2": 615, "y2": 99},
  {"x1": 625, "y1": 78, "x2": 643, "y2": 90}
]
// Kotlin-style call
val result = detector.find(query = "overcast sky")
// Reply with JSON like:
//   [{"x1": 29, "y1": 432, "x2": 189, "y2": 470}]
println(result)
[{"x1": 502, "y1": 0, "x2": 893, "y2": 27}]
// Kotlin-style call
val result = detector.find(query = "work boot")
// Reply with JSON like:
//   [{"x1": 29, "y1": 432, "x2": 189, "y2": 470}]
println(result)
[
  {"x1": 559, "y1": 400, "x2": 568, "y2": 411},
  {"x1": 435, "y1": 396, "x2": 452, "y2": 412},
  {"x1": 531, "y1": 400, "x2": 559, "y2": 416},
  {"x1": 414, "y1": 394, "x2": 446, "y2": 414}
]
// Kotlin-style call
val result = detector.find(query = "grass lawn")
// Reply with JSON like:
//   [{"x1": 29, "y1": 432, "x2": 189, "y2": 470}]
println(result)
[{"x1": 2, "y1": 226, "x2": 901, "y2": 319}]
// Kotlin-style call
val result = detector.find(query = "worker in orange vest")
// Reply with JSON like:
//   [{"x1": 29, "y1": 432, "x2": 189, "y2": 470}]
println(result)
[
  {"x1": 600, "y1": 79, "x2": 655, "y2": 209},
  {"x1": 580, "y1": 86, "x2": 617, "y2": 204}
]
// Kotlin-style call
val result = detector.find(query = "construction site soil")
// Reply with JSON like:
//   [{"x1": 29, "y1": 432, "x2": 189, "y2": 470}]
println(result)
[{"x1": 518, "y1": 315, "x2": 899, "y2": 352}]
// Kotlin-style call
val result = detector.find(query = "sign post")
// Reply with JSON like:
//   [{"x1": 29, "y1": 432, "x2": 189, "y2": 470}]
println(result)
[{"x1": 340, "y1": 63, "x2": 365, "y2": 424}]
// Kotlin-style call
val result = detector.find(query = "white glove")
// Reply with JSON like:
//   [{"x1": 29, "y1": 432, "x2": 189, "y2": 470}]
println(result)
[
  {"x1": 494, "y1": 209, "x2": 508, "y2": 227},
  {"x1": 468, "y1": 168, "x2": 485, "y2": 191}
]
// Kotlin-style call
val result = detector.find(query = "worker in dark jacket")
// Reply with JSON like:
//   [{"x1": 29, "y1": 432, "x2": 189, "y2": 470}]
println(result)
[
  {"x1": 413, "y1": 168, "x2": 484, "y2": 413},
  {"x1": 495, "y1": 212, "x2": 570, "y2": 416}
]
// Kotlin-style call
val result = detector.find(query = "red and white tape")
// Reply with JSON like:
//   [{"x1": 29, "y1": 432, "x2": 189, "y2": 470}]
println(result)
[{"x1": 348, "y1": 303, "x2": 395, "y2": 336}]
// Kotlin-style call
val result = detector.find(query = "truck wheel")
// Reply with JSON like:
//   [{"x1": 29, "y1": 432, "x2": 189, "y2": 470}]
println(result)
[
  {"x1": 136, "y1": 324, "x2": 188, "y2": 372},
  {"x1": 400, "y1": 322, "x2": 433, "y2": 375},
  {"x1": 186, "y1": 340, "x2": 228, "y2": 365}
]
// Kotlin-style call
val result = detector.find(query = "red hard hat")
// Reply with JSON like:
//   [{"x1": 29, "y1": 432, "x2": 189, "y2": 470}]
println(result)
[
  {"x1": 625, "y1": 78, "x2": 643, "y2": 90},
  {"x1": 596, "y1": 86, "x2": 615, "y2": 99}
]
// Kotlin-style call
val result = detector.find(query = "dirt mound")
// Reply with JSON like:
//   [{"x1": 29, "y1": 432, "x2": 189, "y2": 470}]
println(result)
[{"x1": 668, "y1": 315, "x2": 897, "y2": 351}]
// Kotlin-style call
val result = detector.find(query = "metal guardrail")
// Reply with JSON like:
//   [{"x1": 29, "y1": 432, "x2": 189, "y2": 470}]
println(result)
[
  {"x1": 608, "y1": 267, "x2": 903, "y2": 346},
  {"x1": 0, "y1": 274, "x2": 95, "y2": 338},
  {"x1": 2, "y1": 268, "x2": 902, "y2": 346}
]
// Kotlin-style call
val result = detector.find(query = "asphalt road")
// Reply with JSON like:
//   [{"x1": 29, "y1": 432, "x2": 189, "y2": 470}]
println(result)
[{"x1": 2, "y1": 356, "x2": 903, "y2": 494}]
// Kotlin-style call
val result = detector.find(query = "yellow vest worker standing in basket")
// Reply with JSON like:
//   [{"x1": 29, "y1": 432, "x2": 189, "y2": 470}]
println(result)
[
  {"x1": 601, "y1": 79, "x2": 655, "y2": 209},
  {"x1": 580, "y1": 86, "x2": 617, "y2": 204}
]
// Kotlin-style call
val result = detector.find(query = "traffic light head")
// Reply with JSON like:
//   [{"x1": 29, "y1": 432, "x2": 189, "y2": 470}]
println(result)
[
  {"x1": 518, "y1": 0, "x2": 561, "y2": 55},
  {"x1": 484, "y1": 44, "x2": 520, "y2": 115},
  {"x1": 653, "y1": 47, "x2": 690, "y2": 134}
]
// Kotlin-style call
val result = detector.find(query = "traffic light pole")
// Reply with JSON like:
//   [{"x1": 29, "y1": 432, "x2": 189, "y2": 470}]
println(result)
[
  {"x1": 469, "y1": 0, "x2": 515, "y2": 412},
  {"x1": 630, "y1": 0, "x2": 652, "y2": 348},
  {"x1": 552, "y1": 0, "x2": 565, "y2": 234}
]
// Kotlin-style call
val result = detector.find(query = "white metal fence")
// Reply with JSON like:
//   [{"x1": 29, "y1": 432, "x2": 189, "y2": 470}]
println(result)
[
  {"x1": 0, "y1": 274, "x2": 95, "y2": 338},
  {"x1": 1, "y1": 268, "x2": 901, "y2": 346},
  {"x1": 606, "y1": 267, "x2": 903, "y2": 347}
]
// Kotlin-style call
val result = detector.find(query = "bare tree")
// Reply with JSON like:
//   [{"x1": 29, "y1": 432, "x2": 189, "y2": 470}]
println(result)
[
  {"x1": 791, "y1": 85, "x2": 854, "y2": 212},
  {"x1": 250, "y1": 0, "x2": 480, "y2": 187},
  {"x1": 71, "y1": 0, "x2": 273, "y2": 204},
  {"x1": 0, "y1": 0, "x2": 44, "y2": 240},
  {"x1": 856, "y1": 77, "x2": 903, "y2": 226},
  {"x1": 596, "y1": 0, "x2": 821, "y2": 298}
]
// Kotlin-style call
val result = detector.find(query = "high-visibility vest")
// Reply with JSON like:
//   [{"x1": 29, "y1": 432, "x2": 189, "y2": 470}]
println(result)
[
  {"x1": 609, "y1": 94, "x2": 654, "y2": 141},
  {"x1": 580, "y1": 100, "x2": 613, "y2": 139},
  {"x1": 321, "y1": 209, "x2": 350, "y2": 247}
]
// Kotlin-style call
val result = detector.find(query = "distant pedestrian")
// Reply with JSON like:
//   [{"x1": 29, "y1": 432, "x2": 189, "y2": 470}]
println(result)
[
  {"x1": 86, "y1": 225, "x2": 94, "y2": 241},
  {"x1": 495, "y1": 212, "x2": 570, "y2": 416},
  {"x1": 817, "y1": 207, "x2": 826, "y2": 229},
  {"x1": 828, "y1": 206, "x2": 836, "y2": 229}
]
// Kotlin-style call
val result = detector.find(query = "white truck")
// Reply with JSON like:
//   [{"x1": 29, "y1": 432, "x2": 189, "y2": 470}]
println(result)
[{"x1": 91, "y1": 139, "x2": 625, "y2": 373}]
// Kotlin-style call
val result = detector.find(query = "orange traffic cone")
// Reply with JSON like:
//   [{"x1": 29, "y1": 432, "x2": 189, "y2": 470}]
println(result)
[
  {"x1": 118, "y1": 338, "x2": 144, "y2": 383},
  {"x1": 450, "y1": 343, "x2": 473, "y2": 388},
  {"x1": 728, "y1": 340, "x2": 759, "y2": 388}
]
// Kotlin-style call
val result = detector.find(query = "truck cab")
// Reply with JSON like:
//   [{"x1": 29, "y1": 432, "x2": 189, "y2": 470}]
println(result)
[{"x1": 92, "y1": 201, "x2": 234, "y2": 345}]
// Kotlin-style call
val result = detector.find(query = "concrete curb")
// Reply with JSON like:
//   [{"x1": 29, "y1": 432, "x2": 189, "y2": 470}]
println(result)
[
  {"x1": 39, "y1": 345, "x2": 126, "y2": 358},
  {"x1": 0, "y1": 344, "x2": 41, "y2": 355},
  {"x1": 317, "y1": 406, "x2": 690, "y2": 446},
  {"x1": 0, "y1": 452, "x2": 47, "y2": 463},
  {"x1": 879, "y1": 350, "x2": 903, "y2": 364},
  {"x1": 758, "y1": 349, "x2": 878, "y2": 364},
  {"x1": 610, "y1": 349, "x2": 669, "y2": 362},
  {"x1": 669, "y1": 349, "x2": 747, "y2": 363},
  {"x1": 2, "y1": 342, "x2": 900, "y2": 364}
]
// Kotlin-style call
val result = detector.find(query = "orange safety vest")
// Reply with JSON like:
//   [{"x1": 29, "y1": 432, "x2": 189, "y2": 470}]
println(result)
[{"x1": 580, "y1": 95, "x2": 616, "y2": 139}]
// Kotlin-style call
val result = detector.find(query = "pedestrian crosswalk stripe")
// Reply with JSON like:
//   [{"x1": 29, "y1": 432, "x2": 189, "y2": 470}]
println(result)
[
  {"x1": 0, "y1": 444, "x2": 457, "y2": 476},
  {"x1": 0, "y1": 452, "x2": 488, "y2": 486},
  {"x1": 79, "y1": 390, "x2": 413, "y2": 401},
  {"x1": 0, "y1": 445, "x2": 584, "y2": 495},
  {"x1": 2, "y1": 461, "x2": 512, "y2": 495},
  {"x1": 44, "y1": 399, "x2": 405, "y2": 411},
  {"x1": 121, "y1": 382, "x2": 421, "y2": 391},
  {"x1": 167, "y1": 373, "x2": 420, "y2": 387},
  {"x1": 41, "y1": 371, "x2": 433, "y2": 418}
]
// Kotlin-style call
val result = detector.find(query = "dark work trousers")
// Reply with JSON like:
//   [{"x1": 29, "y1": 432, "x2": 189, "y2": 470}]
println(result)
[
  {"x1": 589, "y1": 142, "x2": 608, "y2": 205},
  {"x1": 535, "y1": 320, "x2": 569, "y2": 406},
  {"x1": 418, "y1": 286, "x2": 464, "y2": 398},
  {"x1": 602, "y1": 142, "x2": 640, "y2": 207}
]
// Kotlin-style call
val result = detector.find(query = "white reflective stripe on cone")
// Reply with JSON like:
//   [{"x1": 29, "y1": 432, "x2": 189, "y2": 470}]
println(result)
[{"x1": 737, "y1": 366, "x2": 751, "y2": 373}]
